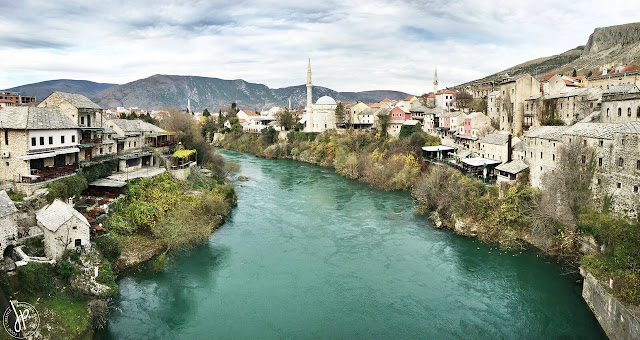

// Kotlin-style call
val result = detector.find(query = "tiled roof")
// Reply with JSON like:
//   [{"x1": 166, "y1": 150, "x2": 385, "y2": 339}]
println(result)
[
  {"x1": 614, "y1": 122, "x2": 640, "y2": 135},
  {"x1": 478, "y1": 131, "x2": 511, "y2": 145},
  {"x1": 563, "y1": 122, "x2": 620, "y2": 139},
  {"x1": 539, "y1": 73, "x2": 555, "y2": 82},
  {"x1": 523, "y1": 125, "x2": 569, "y2": 141},
  {"x1": 36, "y1": 199, "x2": 89, "y2": 232},
  {"x1": 427, "y1": 93, "x2": 436, "y2": 98},
  {"x1": 0, "y1": 191, "x2": 18, "y2": 219},
  {"x1": 496, "y1": 160, "x2": 529, "y2": 174},
  {"x1": 49, "y1": 91, "x2": 101, "y2": 109},
  {"x1": 108, "y1": 119, "x2": 165, "y2": 133},
  {"x1": 403, "y1": 96, "x2": 416, "y2": 101},
  {"x1": 0, "y1": 107, "x2": 78, "y2": 130},
  {"x1": 381, "y1": 98, "x2": 391, "y2": 102}
]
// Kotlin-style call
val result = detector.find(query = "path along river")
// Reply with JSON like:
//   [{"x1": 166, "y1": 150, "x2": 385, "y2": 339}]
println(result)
[{"x1": 97, "y1": 149, "x2": 605, "y2": 339}]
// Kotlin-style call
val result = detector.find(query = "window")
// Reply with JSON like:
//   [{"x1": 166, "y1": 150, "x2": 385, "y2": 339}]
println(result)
[
  {"x1": 3, "y1": 130, "x2": 7, "y2": 145},
  {"x1": 599, "y1": 158, "x2": 603, "y2": 167},
  {"x1": 618, "y1": 108, "x2": 622, "y2": 117},
  {"x1": 99, "y1": 148, "x2": 103, "y2": 155},
  {"x1": 597, "y1": 178, "x2": 602, "y2": 185},
  {"x1": 599, "y1": 140, "x2": 603, "y2": 147},
  {"x1": 617, "y1": 182, "x2": 621, "y2": 189},
  {"x1": 540, "y1": 152, "x2": 543, "y2": 159},
  {"x1": 71, "y1": 135, "x2": 75, "y2": 143},
  {"x1": 48, "y1": 136, "x2": 53, "y2": 144},
  {"x1": 31, "y1": 137, "x2": 36, "y2": 146},
  {"x1": 61, "y1": 136, "x2": 65, "y2": 144},
  {"x1": 618, "y1": 157, "x2": 624, "y2": 167},
  {"x1": 637, "y1": 107, "x2": 640, "y2": 118},
  {"x1": 582, "y1": 155, "x2": 586, "y2": 164},
  {"x1": 637, "y1": 159, "x2": 640, "y2": 170},
  {"x1": 607, "y1": 108, "x2": 610, "y2": 117},
  {"x1": 635, "y1": 185, "x2": 639, "y2": 193},
  {"x1": 584, "y1": 140, "x2": 587, "y2": 146},
  {"x1": 80, "y1": 116, "x2": 85, "y2": 125},
  {"x1": 39, "y1": 137, "x2": 44, "y2": 145},
  {"x1": 628, "y1": 108, "x2": 632, "y2": 117},
  {"x1": 553, "y1": 154, "x2": 556, "y2": 161}
]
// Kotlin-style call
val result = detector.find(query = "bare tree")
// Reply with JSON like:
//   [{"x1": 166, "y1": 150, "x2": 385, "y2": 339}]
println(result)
[{"x1": 454, "y1": 91, "x2": 473, "y2": 111}]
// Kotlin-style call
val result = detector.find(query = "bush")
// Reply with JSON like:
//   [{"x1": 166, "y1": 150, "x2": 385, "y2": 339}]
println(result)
[
  {"x1": 260, "y1": 126, "x2": 278, "y2": 145},
  {"x1": 18, "y1": 263, "x2": 56, "y2": 298},
  {"x1": 95, "y1": 234, "x2": 121, "y2": 262},
  {"x1": 96, "y1": 260, "x2": 118, "y2": 297},
  {"x1": 7, "y1": 190, "x2": 23, "y2": 201},
  {"x1": 57, "y1": 261, "x2": 74, "y2": 281},
  {"x1": 399, "y1": 123, "x2": 422, "y2": 138},
  {"x1": 150, "y1": 253, "x2": 169, "y2": 273},
  {"x1": 80, "y1": 159, "x2": 118, "y2": 183},
  {"x1": 46, "y1": 174, "x2": 88, "y2": 202}
]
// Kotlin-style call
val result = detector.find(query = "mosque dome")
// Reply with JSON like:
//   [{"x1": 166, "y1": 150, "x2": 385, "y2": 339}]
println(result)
[{"x1": 316, "y1": 96, "x2": 337, "y2": 105}]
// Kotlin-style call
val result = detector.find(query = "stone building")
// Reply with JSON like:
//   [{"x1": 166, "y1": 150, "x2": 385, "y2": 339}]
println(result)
[
  {"x1": 0, "y1": 107, "x2": 80, "y2": 186},
  {"x1": 487, "y1": 91, "x2": 500, "y2": 121},
  {"x1": 497, "y1": 73, "x2": 540, "y2": 135},
  {"x1": 346, "y1": 102, "x2": 371, "y2": 129},
  {"x1": 477, "y1": 131, "x2": 516, "y2": 163},
  {"x1": 303, "y1": 60, "x2": 338, "y2": 133},
  {"x1": 525, "y1": 87, "x2": 602, "y2": 126},
  {"x1": 0, "y1": 190, "x2": 18, "y2": 257},
  {"x1": 599, "y1": 84, "x2": 640, "y2": 124},
  {"x1": 38, "y1": 92, "x2": 115, "y2": 163},
  {"x1": 36, "y1": 199, "x2": 90, "y2": 260},
  {"x1": 105, "y1": 119, "x2": 170, "y2": 172},
  {"x1": 521, "y1": 125, "x2": 568, "y2": 187},
  {"x1": 586, "y1": 64, "x2": 640, "y2": 90}
]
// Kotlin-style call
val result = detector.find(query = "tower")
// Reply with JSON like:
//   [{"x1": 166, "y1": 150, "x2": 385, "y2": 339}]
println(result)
[
  {"x1": 187, "y1": 97, "x2": 191, "y2": 113},
  {"x1": 433, "y1": 68, "x2": 438, "y2": 94},
  {"x1": 306, "y1": 59, "x2": 313, "y2": 110}
]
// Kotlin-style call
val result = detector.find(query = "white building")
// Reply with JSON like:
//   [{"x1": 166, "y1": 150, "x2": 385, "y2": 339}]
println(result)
[
  {"x1": 303, "y1": 60, "x2": 338, "y2": 132},
  {"x1": 36, "y1": 199, "x2": 91, "y2": 260}
]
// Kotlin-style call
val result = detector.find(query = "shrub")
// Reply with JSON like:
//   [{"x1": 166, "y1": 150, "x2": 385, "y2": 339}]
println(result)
[
  {"x1": 80, "y1": 159, "x2": 118, "y2": 183},
  {"x1": 18, "y1": 263, "x2": 55, "y2": 298},
  {"x1": 95, "y1": 234, "x2": 121, "y2": 262},
  {"x1": 7, "y1": 190, "x2": 23, "y2": 201},
  {"x1": 46, "y1": 174, "x2": 88, "y2": 202},
  {"x1": 96, "y1": 260, "x2": 118, "y2": 297},
  {"x1": 57, "y1": 261, "x2": 74, "y2": 281},
  {"x1": 260, "y1": 126, "x2": 278, "y2": 145}
]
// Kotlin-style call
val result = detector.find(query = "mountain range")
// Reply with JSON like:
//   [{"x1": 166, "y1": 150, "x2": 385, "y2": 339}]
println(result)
[{"x1": 3, "y1": 75, "x2": 411, "y2": 112}]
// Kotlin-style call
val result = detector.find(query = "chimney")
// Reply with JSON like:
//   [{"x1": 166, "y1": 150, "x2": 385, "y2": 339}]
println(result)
[
  {"x1": 68, "y1": 196, "x2": 74, "y2": 205},
  {"x1": 507, "y1": 133, "x2": 512, "y2": 163}
]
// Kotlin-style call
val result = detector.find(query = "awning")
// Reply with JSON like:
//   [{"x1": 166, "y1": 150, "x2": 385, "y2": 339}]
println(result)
[
  {"x1": 54, "y1": 147, "x2": 80, "y2": 155},
  {"x1": 461, "y1": 157, "x2": 501, "y2": 167},
  {"x1": 422, "y1": 146, "x2": 455, "y2": 152},
  {"x1": 80, "y1": 127, "x2": 105, "y2": 131},
  {"x1": 77, "y1": 143, "x2": 94, "y2": 149},
  {"x1": 17, "y1": 151, "x2": 56, "y2": 160}
]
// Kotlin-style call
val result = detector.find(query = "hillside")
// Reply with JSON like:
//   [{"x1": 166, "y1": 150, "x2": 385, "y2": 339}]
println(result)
[
  {"x1": 3, "y1": 79, "x2": 116, "y2": 101},
  {"x1": 456, "y1": 22, "x2": 640, "y2": 88},
  {"x1": 93, "y1": 74, "x2": 411, "y2": 111}
]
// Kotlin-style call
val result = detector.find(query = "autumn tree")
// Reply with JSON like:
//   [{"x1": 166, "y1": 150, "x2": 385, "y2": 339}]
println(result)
[
  {"x1": 454, "y1": 91, "x2": 473, "y2": 111},
  {"x1": 335, "y1": 102, "x2": 346, "y2": 128}
]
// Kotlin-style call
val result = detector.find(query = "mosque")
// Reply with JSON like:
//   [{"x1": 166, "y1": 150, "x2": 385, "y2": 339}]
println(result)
[{"x1": 304, "y1": 60, "x2": 338, "y2": 132}]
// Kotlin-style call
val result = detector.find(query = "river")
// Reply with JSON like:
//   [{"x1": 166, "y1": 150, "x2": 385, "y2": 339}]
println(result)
[{"x1": 97, "y1": 149, "x2": 605, "y2": 339}]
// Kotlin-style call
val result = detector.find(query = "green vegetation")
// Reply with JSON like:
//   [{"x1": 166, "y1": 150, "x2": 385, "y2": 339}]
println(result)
[
  {"x1": 96, "y1": 260, "x2": 118, "y2": 297},
  {"x1": 6, "y1": 189, "x2": 23, "y2": 201},
  {"x1": 95, "y1": 233, "x2": 122, "y2": 262},
  {"x1": 80, "y1": 159, "x2": 118, "y2": 183},
  {"x1": 108, "y1": 171, "x2": 235, "y2": 251},
  {"x1": 261, "y1": 126, "x2": 278, "y2": 145},
  {"x1": 46, "y1": 174, "x2": 87, "y2": 202},
  {"x1": 56, "y1": 261, "x2": 75, "y2": 281},
  {"x1": 17, "y1": 263, "x2": 56, "y2": 299},
  {"x1": 34, "y1": 292, "x2": 92, "y2": 339}
]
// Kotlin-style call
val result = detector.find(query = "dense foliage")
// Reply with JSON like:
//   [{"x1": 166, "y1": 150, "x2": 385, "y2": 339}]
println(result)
[
  {"x1": 18, "y1": 263, "x2": 56, "y2": 298},
  {"x1": 47, "y1": 174, "x2": 88, "y2": 203},
  {"x1": 95, "y1": 234, "x2": 122, "y2": 262}
]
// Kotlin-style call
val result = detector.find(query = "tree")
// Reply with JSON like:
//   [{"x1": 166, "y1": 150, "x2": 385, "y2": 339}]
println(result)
[
  {"x1": 260, "y1": 126, "x2": 278, "y2": 145},
  {"x1": 469, "y1": 98, "x2": 488, "y2": 113},
  {"x1": 418, "y1": 93, "x2": 430, "y2": 106},
  {"x1": 572, "y1": 69, "x2": 577, "y2": 77},
  {"x1": 377, "y1": 113, "x2": 390, "y2": 138},
  {"x1": 454, "y1": 91, "x2": 473, "y2": 111},
  {"x1": 335, "y1": 102, "x2": 346, "y2": 128},
  {"x1": 203, "y1": 109, "x2": 211, "y2": 117},
  {"x1": 231, "y1": 103, "x2": 238, "y2": 113},
  {"x1": 277, "y1": 108, "x2": 296, "y2": 131},
  {"x1": 587, "y1": 70, "x2": 593, "y2": 77}
]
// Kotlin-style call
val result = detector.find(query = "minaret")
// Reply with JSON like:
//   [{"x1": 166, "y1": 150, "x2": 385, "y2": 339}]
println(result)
[
  {"x1": 187, "y1": 97, "x2": 191, "y2": 113},
  {"x1": 433, "y1": 68, "x2": 438, "y2": 94},
  {"x1": 306, "y1": 59, "x2": 313, "y2": 110}
]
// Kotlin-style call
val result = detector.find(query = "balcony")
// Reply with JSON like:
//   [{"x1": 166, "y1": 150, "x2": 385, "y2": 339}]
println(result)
[{"x1": 80, "y1": 138, "x2": 103, "y2": 145}]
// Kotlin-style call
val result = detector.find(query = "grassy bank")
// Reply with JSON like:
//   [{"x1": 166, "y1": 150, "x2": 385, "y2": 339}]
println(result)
[
  {"x1": 217, "y1": 130, "x2": 640, "y2": 305},
  {"x1": 108, "y1": 168, "x2": 236, "y2": 273}
]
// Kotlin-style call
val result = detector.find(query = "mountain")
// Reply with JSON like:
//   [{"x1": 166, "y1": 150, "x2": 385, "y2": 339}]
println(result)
[
  {"x1": 93, "y1": 74, "x2": 411, "y2": 111},
  {"x1": 455, "y1": 22, "x2": 640, "y2": 89},
  {"x1": 3, "y1": 79, "x2": 116, "y2": 101}
]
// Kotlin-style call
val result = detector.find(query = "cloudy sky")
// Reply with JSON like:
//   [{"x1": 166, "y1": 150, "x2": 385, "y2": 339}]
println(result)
[{"x1": 0, "y1": 0, "x2": 638, "y2": 94}]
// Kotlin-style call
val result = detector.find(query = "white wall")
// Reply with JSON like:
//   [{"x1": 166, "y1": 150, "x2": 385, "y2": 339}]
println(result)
[{"x1": 28, "y1": 129, "x2": 79, "y2": 151}]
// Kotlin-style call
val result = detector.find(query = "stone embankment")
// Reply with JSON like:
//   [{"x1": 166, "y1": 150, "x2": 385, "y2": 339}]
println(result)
[{"x1": 581, "y1": 268, "x2": 640, "y2": 340}]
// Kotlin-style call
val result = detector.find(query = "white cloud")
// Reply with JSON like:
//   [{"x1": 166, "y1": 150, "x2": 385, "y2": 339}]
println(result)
[{"x1": 0, "y1": 0, "x2": 639, "y2": 94}]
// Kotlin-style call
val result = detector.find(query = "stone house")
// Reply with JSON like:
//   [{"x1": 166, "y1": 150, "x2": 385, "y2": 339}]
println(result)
[
  {"x1": 0, "y1": 107, "x2": 80, "y2": 185},
  {"x1": 0, "y1": 190, "x2": 18, "y2": 257},
  {"x1": 477, "y1": 131, "x2": 517, "y2": 163},
  {"x1": 495, "y1": 159, "x2": 529, "y2": 183},
  {"x1": 436, "y1": 111, "x2": 464, "y2": 138},
  {"x1": 105, "y1": 119, "x2": 171, "y2": 172},
  {"x1": 599, "y1": 85, "x2": 640, "y2": 124},
  {"x1": 487, "y1": 91, "x2": 500, "y2": 121},
  {"x1": 38, "y1": 92, "x2": 115, "y2": 164},
  {"x1": 526, "y1": 87, "x2": 602, "y2": 126},
  {"x1": 521, "y1": 125, "x2": 568, "y2": 187},
  {"x1": 36, "y1": 199, "x2": 90, "y2": 260},
  {"x1": 347, "y1": 102, "x2": 372, "y2": 129},
  {"x1": 497, "y1": 73, "x2": 540, "y2": 135}
]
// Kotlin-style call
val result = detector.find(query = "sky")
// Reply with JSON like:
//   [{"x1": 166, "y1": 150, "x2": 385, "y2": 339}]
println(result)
[{"x1": 1, "y1": 0, "x2": 639, "y2": 94}]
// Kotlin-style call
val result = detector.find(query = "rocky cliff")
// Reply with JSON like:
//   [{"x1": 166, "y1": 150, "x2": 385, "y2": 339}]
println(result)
[{"x1": 583, "y1": 23, "x2": 640, "y2": 55}]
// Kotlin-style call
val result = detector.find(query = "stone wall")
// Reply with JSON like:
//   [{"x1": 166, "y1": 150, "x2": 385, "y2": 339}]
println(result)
[{"x1": 581, "y1": 268, "x2": 640, "y2": 340}]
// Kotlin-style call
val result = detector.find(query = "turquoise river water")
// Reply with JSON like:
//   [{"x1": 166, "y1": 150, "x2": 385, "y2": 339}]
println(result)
[{"x1": 97, "y1": 149, "x2": 605, "y2": 339}]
